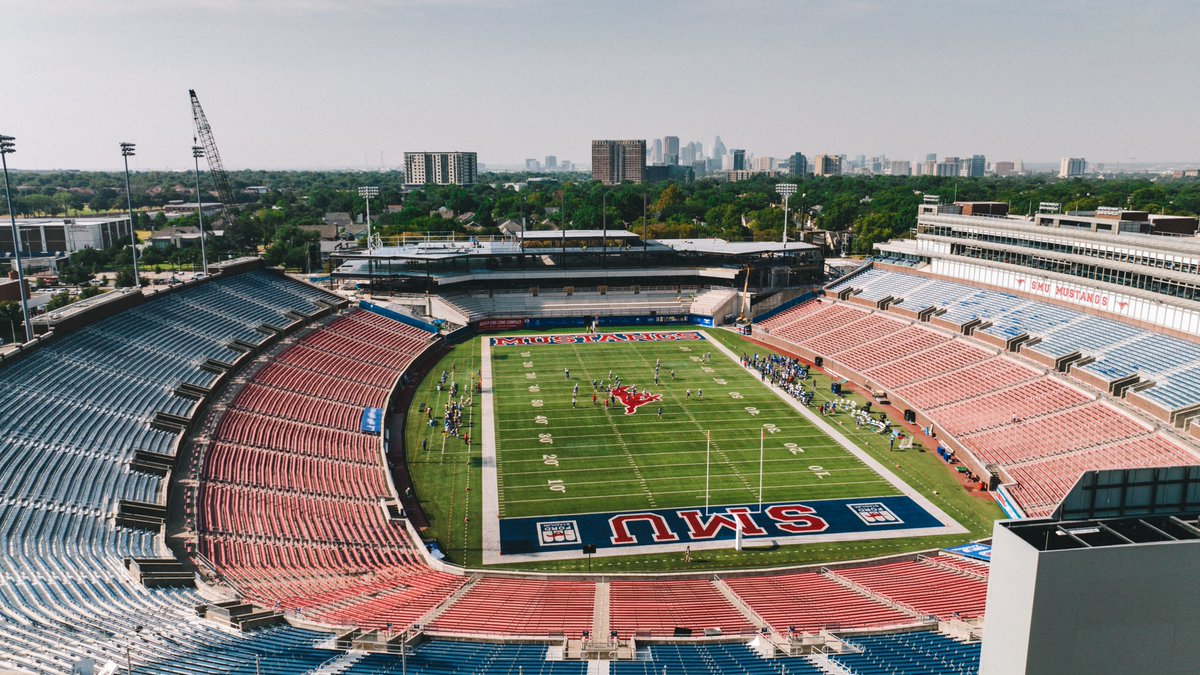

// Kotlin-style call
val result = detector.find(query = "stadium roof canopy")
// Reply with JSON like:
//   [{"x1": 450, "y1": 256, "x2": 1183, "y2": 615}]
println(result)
[
  {"x1": 1002, "y1": 465, "x2": 1200, "y2": 551},
  {"x1": 515, "y1": 229, "x2": 641, "y2": 241},
  {"x1": 656, "y1": 238, "x2": 819, "y2": 255}
]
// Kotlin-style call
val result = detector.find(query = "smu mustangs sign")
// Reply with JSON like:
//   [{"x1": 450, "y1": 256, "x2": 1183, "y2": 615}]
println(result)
[
  {"x1": 497, "y1": 495, "x2": 942, "y2": 556},
  {"x1": 490, "y1": 332, "x2": 706, "y2": 347}
]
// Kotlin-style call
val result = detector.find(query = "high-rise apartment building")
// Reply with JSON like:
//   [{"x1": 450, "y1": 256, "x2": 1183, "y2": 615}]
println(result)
[
  {"x1": 591, "y1": 140, "x2": 647, "y2": 185},
  {"x1": 730, "y1": 149, "x2": 746, "y2": 171},
  {"x1": 682, "y1": 141, "x2": 698, "y2": 165},
  {"x1": 1060, "y1": 157, "x2": 1087, "y2": 178},
  {"x1": 936, "y1": 157, "x2": 962, "y2": 177},
  {"x1": 545, "y1": 155, "x2": 557, "y2": 170},
  {"x1": 404, "y1": 152, "x2": 478, "y2": 186},
  {"x1": 651, "y1": 138, "x2": 663, "y2": 164},
  {"x1": 813, "y1": 154, "x2": 841, "y2": 176},
  {"x1": 994, "y1": 161, "x2": 1016, "y2": 177},
  {"x1": 663, "y1": 136, "x2": 680, "y2": 165},
  {"x1": 525, "y1": 158, "x2": 540, "y2": 171},
  {"x1": 964, "y1": 154, "x2": 986, "y2": 178},
  {"x1": 752, "y1": 156, "x2": 776, "y2": 172},
  {"x1": 789, "y1": 152, "x2": 808, "y2": 176},
  {"x1": 889, "y1": 160, "x2": 911, "y2": 176}
]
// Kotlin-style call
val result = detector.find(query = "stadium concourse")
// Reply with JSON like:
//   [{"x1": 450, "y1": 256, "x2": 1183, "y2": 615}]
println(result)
[
  {"x1": 754, "y1": 264, "x2": 1200, "y2": 519},
  {"x1": 0, "y1": 258, "x2": 995, "y2": 674}
]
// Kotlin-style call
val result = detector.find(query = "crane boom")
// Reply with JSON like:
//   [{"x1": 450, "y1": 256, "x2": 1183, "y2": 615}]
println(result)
[{"x1": 188, "y1": 89, "x2": 237, "y2": 233}]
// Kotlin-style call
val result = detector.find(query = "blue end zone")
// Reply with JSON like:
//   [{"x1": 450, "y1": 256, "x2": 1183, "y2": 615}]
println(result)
[
  {"x1": 490, "y1": 331, "x2": 707, "y2": 348},
  {"x1": 497, "y1": 495, "x2": 943, "y2": 556}
]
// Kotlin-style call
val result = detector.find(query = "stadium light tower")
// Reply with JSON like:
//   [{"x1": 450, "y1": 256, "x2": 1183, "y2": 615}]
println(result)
[
  {"x1": 192, "y1": 145, "x2": 209, "y2": 275},
  {"x1": 358, "y1": 186, "x2": 379, "y2": 251},
  {"x1": 120, "y1": 142, "x2": 142, "y2": 288},
  {"x1": 776, "y1": 183, "x2": 798, "y2": 244},
  {"x1": 1, "y1": 134, "x2": 33, "y2": 343}
]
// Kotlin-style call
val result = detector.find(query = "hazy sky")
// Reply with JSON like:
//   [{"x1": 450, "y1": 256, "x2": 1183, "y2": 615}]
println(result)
[{"x1": 4, "y1": 0, "x2": 1198, "y2": 171}]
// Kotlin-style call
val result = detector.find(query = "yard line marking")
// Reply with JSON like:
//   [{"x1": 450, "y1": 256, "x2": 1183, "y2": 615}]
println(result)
[{"x1": 569, "y1": 344, "x2": 658, "y2": 509}]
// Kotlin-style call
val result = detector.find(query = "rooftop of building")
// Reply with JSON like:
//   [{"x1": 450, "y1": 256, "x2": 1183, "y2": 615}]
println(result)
[{"x1": 10, "y1": 215, "x2": 130, "y2": 225}]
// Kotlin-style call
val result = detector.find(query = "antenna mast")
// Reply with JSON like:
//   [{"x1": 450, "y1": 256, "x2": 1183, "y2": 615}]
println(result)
[{"x1": 189, "y1": 89, "x2": 238, "y2": 236}]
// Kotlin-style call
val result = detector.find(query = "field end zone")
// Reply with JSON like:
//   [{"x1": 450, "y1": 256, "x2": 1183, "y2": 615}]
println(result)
[{"x1": 478, "y1": 330, "x2": 966, "y2": 564}]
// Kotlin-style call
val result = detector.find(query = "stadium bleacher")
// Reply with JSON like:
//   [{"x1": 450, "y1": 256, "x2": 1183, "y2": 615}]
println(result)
[
  {"x1": 832, "y1": 630, "x2": 982, "y2": 675},
  {"x1": 0, "y1": 270, "x2": 347, "y2": 673},
  {"x1": 609, "y1": 579, "x2": 752, "y2": 638},
  {"x1": 723, "y1": 572, "x2": 914, "y2": 635},
  {"x1": 429, "y1": 577, "x2": 595, "y2": 637},
  {"x1": 344, "y1": 640, "x2": 588, "y2": 675},
  {"x1": 755, "y1": 267, "x2": 1200, "y2": 520},
  {"x1": 193, "y1": 309, "x2": 467, "y2": 633},
  {"x1": 831, "y1": 561, "x2": 988, "y2": 621},
  {"x1": 612, "y1": 643, "x2": 824, "y2": 675},
  {"x1": 439, "y1": 286, "x2": 737, "y2": 323}
]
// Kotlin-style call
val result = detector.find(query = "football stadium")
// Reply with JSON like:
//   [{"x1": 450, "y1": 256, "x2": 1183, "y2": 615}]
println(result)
[{"x1": 3, "y1": 202, "x2": 1200, "y2": 675}]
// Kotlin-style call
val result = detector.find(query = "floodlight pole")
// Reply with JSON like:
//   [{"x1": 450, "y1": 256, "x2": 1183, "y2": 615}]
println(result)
[
  {"x1": 120, "y1": 142, "x2": 141, "y2": 288},
  {"x1": 358, "y1": 186, "x2": 379, "y2": 251},
  {"x1": 776, "y1": 183, "x2": 798, "y2": 244},
  {"x1": 192, "y1": 146, "x2": 209, "y2": 275},
  {"x1": 0, "y1": 135, "x2": 33, "y2": 342}
]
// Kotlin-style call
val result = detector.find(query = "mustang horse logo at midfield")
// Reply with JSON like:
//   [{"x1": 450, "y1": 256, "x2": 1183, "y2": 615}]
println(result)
[{"x1": 611, "y1": 386, "x2": 662, "y2": 415}]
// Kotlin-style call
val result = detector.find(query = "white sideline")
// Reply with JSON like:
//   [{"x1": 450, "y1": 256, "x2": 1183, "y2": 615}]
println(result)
[{"x1": 479, "y1": 335, "x2": 502, "y2": 562}]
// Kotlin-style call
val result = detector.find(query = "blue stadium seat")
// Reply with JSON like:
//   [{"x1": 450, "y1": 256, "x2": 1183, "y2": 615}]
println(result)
[
  {"x1": 831, "y1": 631, "x2": 981, "y2": 675},
  {"x1": 0, "y1": 270, "x2": 344, "y2": 673}
]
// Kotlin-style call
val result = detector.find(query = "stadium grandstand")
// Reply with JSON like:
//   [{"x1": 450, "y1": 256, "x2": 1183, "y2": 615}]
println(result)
[{"x1": 2, "y1": 193, "x2": 1199, "y2": 674}]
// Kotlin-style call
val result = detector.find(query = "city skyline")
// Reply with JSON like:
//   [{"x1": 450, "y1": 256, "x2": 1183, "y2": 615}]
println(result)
[{"x1": 4, "y1": 0, "x2": 1200, "y2": 171}]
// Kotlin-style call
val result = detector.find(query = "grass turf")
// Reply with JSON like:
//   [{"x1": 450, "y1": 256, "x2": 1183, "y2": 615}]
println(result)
[
  {"x1": 491, "y1": 335, "x2": 897, "y2": 519},
  {"x1": 405, "y1": 326, "x2": 1003, "y2": 573}
]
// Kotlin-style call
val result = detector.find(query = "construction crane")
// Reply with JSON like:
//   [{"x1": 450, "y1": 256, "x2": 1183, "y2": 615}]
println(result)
[{"x1": 189, "y1": 89, "x2": 239, "y2": 238}]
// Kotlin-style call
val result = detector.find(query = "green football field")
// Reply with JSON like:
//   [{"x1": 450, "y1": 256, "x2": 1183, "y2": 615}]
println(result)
[
  {"x1": 405, "y1": 327, "x2": 1002, "y2": 572},
  {"x1": 488, "y1": 333, "x2": 900, "y2": 520}
]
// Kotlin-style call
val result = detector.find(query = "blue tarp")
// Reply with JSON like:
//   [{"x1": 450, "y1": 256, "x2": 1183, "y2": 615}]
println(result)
[
  {"x1": 360, "y1": 300, "x2": 438, "y2": 334},
  {"x1": 944, "y1": 543, "x2": 992, "y2": 563},
  {"x1": 360, "y1": 407, "x2": 384, "y2": 434}
]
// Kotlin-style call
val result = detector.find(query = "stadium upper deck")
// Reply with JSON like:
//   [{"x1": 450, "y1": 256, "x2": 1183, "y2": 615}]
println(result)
[
  {"x1": 331, "y1": 231, "x2": 822, "y2": 294},
  {"x1": 874, "y1": 201, "x2": 1200, "y2": 337}
]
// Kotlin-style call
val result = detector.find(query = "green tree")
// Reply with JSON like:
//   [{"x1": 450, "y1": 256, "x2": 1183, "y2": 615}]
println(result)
[
  {"x1": 264, "y1": 224, "x2": 319, "y2": 271},
  {"x1": 0, "y1": 301, "x2": 22, "y2": 343},
  {"x1": 46, "y1": 292, "x2": 74, "y2": 310},
  {"x1": 114, "y1": 268, "x2": 137, "y2": 288}
]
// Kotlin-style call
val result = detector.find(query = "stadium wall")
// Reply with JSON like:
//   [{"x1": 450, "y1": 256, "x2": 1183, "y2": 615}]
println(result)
[
  {"x1": 981, "y1": 522, "x2": 1200, "y2": 674},
  {"x1": 360, "y1": 299, "x2": 439, "y2": 333},
  {"x1": 751, "y1": 291, "x2": 817, "y2": 323}
]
